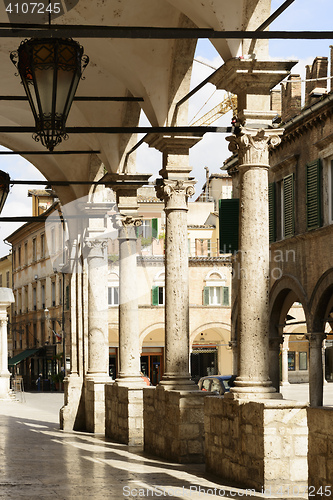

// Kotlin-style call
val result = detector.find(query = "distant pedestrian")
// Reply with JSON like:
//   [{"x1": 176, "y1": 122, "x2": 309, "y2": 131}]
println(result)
[{"x1": 36, "y1": 374, "x2": 42, "y2": 392}]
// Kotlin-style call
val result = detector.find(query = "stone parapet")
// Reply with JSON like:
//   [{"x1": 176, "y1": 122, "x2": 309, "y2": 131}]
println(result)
[
  {"x1": 205, "y1": 397, "x2": 308, "y2": 495},
  {"x1": 308, "y1": 407, "x2": 333, "y2": 498},
  {"x1": 143, "y1": 386, "x2": 206, "y2": 463},
  {"x1": 105, "y1": 383, "x2": 144, "y2": 446}
]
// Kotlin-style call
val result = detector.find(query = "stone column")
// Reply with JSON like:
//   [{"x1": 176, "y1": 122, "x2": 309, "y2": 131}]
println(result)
[
  {"x1": 307, "y1": 332, "x2": 325, "y2": 406},
  {"x1": 115, "y1": 215, "x2": 145, "y2": 387},
  {"x1": 227, "y1": 128, "x2": 283, "y2": 399},
  {"x1": 146, "y1": 134, "x2": 201, "y2": 390},
  {"x1": 281, "y1": 335, "x2": 290, "y2": 386},
  {"x1": 156, "y1": 178, "x2": 196, "y2": 389},
  {"x1": 209, "y1": 58, "x2": 296, "y2": 400},
  {"x1": 0, "y1": 288, "x2": 14, "y2": 400},
  {"x1": 86, "y1": 239, "x2": 109, "y2": 379}
]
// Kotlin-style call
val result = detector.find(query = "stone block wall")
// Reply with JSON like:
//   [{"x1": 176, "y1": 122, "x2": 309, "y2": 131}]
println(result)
[
  {"x1": 85, "y1": 379, "x2": 107, "y2": 434},
  {"x1": 143, "y1": 387, "x2": 206, "y2": 463},
  {"x1": 308, "y1": 407, "x2": 333, "y2": 498},
  {"x1": 105, "y1": 383, "x2": 144, "y2": 446},
  {"x1": 205, "y1": 397, "x2": 308, "y2": 494}
]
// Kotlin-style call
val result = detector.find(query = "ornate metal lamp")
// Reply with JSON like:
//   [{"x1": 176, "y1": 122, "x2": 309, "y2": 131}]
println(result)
[
  {"x1": 11, "y1": 38, "x2": 89, "y2": 151},
  {"x1": 0, "y1": 170, "x2": 10, "y2": 214}
]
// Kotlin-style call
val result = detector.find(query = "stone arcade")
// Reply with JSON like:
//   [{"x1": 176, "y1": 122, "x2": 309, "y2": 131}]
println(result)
[{"x1": 0, "y1": 0, "x2": 328, "y2": 494}]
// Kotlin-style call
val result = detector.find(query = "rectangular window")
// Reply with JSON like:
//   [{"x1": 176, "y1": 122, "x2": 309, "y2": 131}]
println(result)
[
  {"x1": 203, "y1": 286, "x2": 229, "y2": 306},
  {"x1": 41, "y1": 233, "x2": 45, "y2": 258},
  {"x1": 329, "y1": 160, "x2": 333, "y2": 223},
  {"x1": 51, "y1": 281, "x2": 56, "y2": 306},
  {"x1": 0, "y1": 274, "x2": 2, "y2": 287},
  {"x1": 33, "y1": 288, "x2": 37, "y2": 311},
  {"x1": 40, "y1": 321, "x2": 45, "y2": 346},
  {"x1": 108, "y1": 286, "x2": 119, "y2": 306},
  {"x1": 32, "y1": 238, "x2": 37, "y2": 261},
  {"x1": 6, "y1": 271, "x2": 9, "y2": 288},
  {"x1": 299, "y1": 352, "x2": 308, "y2": 370},
  {"x1": 152, "y1": 286, "x2": 165, "y2": 306},
  {"x1": 306, "y1": 159, "x2": 321, "y2": 230},
  {"x1": 288, "y1": 351, "x2": 296, "y2": 371},
  {"x1": 24, "y1": 242, "x2": 28, "y2": 265},
  {"x1": 26, "y1": 325, "x2": 29, "y2": 348},
  {"x1": 18, "y1": 246, "x2": 21, "y2": 267},
  {"x1": 41, "y1": 285, "x2": 45, "y2": 310},
  {"x1": 283, "y1": 174, "x2": 295, "y2": 238}
]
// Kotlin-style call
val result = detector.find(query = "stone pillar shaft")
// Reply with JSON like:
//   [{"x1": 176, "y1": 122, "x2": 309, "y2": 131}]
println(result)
[
  {"x1": 117, "y1": 220, "x2": 143, "y2": 386},
  {"x1": 86, "y1": 239, "x2": 109, "y2": 377},
  {"x1": 227, "y1": 128, "x2": 283, "y2": 398},
  {"x1": 156, "y1": 179, "x2": 196, "y2": 389},
  {"x1": 0, "y1": 289, "x2": 14, "y2": 399},
  {"x1": 308, "y1": 333, "x2": 324, "y2": 406},
  {"x1": 281, "y1": 336, "x2": 289, "y2": 386}
]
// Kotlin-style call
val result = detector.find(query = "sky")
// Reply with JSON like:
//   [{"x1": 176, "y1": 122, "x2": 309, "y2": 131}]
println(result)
[{"x1": 1, "y1": 0, "x2": 333, "y2": 257}]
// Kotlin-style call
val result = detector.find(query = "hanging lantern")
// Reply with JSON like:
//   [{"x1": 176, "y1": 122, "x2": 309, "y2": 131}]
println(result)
[
  {"x1": 0, "y1": 170, "x2": 10, "y2": 214},
  {"x1": 11, "y1": 38, "x2": 89, "y2": 151}
]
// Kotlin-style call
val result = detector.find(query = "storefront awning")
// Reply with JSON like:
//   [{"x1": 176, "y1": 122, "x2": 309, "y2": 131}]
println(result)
[{"x1": 8, "y1": 348, "x2": 40, "y2": 367}]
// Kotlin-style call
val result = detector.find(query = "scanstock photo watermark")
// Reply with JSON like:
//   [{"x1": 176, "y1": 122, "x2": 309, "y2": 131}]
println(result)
[
  {"x1": 123, "y1": 484, "x2": 332, "y2": 498},
  {"x1": 229, "y1": 248, "x2": 296, "y2": 282}
]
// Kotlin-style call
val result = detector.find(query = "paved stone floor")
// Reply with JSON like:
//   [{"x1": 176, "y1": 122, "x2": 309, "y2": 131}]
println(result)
[{"x1": 1, "y1": 384, "x2": 332, "y2": 500}]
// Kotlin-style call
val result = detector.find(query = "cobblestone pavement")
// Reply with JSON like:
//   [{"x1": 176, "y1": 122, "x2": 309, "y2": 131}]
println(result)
[{"x1": 2, "y1": 385, "x2": 331, "y2": 500}]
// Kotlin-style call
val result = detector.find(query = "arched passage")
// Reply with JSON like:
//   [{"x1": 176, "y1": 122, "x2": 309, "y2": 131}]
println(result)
[{"x1": 269, "y1": 275, "x2": 309, "y2": 393}]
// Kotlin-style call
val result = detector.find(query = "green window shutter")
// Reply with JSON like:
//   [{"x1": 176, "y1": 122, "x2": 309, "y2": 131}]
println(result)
[
  {"x1": 223, "y1": 286, "x2": 229, "y2": 306},
  {"x1": 306, "y1": 159, "x2": 321, "y2": 230},
  {"x1": 152, "y1": 286, "x2": 159, "y2": 305},
  {"x1": 203, "y1": 287, "x2": 210, "y2": 306},
  {"x1": 269, "y1": 182, "x2": 276, "y2": 243},
  {"x1": 65, "y1": 285, "x2": 70, "y2": 310},
  {"x1": 152, "y1": 218, "x2": 158, "y2": 238},
  {"x1": 219, "y1": 198, "x2": 239, "y2": 254},
  {"x1": 283, "y1": 174, "x2": 295, "y2": 238}
]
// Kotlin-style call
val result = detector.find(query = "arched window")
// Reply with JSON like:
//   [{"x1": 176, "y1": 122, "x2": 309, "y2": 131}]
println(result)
[{"x1": 108, "y1": 272, "x2": 119, "y2": 306}]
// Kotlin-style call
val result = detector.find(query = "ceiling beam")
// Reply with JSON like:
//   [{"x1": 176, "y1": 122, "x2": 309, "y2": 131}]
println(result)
[
  {"x1": 0, "y1": 25, "x2": 332, "y2": 39},
  {"x1": 0, "y1": 96, "x2": 143, "y2": 102},
  {"x1": 0, "y1": 150, "x2": 100, "y2": 155},
  {"x1": 0, "y1": 126, "x2": 232, "y2": 135}
]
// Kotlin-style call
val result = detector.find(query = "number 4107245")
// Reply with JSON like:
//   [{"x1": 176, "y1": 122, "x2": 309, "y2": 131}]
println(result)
[{"x1": 6, "y1": 3, "x2": 61, "y2": 14}]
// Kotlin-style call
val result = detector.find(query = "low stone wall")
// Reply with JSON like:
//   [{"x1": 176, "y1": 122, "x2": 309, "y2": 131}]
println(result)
[
  {"x1": 105, "y1": 383, "x2": 144, "y2": 446},
  {"x1": 205, "y1": 397, "x2": 308, "y2": 495},
  {"x1": 85, "y1": 379, "x2": 107, "y2": 433},
  {"x1": 143, "y1": 386, "x2": 206, "y2": 463},
  {"x1": 308, "y1": 407, "x2": 333, "y2": 498}
]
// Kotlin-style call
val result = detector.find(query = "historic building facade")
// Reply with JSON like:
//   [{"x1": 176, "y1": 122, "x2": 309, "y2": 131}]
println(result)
[{"x1": 268, "y1": 51, "x2": 333, "y2": 404}]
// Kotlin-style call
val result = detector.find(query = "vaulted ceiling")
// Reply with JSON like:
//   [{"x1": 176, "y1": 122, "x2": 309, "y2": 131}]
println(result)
[{"x1": 0, "y1": 0, "x2": 271, "y2": 203}]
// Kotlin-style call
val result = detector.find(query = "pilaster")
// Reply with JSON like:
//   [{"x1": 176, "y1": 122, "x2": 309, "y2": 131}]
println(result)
[{"x1": 0, "y1": 289, "x2": 14, "y2": 400}]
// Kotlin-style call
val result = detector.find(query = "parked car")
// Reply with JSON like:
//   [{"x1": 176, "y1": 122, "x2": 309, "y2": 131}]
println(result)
[{"x1": 198, "y1": 375, "x2": 236, "y2": 395}]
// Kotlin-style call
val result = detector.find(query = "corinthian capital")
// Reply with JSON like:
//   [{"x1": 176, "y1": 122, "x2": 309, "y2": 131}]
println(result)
[
  {"x1": 85, "y1": 239, "x2": 108, "y2": 259},
  {"x1": 227, "y1": 127, "x2": 283, "y2": 167},
  {"x1": 111, "y1": 213, "x2": 142, "y2": 230},
  {"x1": 155, "y1": 179, "x2": 196, "y2": 210}
]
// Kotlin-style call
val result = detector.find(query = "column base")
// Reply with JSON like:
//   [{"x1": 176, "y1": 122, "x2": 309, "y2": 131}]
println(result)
[
  {"x1": 143, "y1": 386, "x2": 205, "y2": 463},
  {"x1": 228, "y1": 378, "x2": 283, "y2": 400},
  {"x1": 60, "y1": 374, "x2": 85, "y2": 431},
  {"x1": 105, "y1": 383, "x2": 145, "y2": 446},
  {"x1": 158, "y1": 374, "x2": 198, "y2": 391},
  {"x1": 205, "y1": 397, "x2": 308, "y2": 495},
  {"x1": 115, "y1": 375, "x2": 148, "y2": 389},
  {"x1": 281, "y1": 380, "x2": 290, "y2": 386}
]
